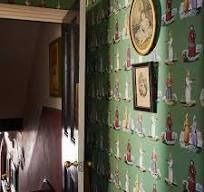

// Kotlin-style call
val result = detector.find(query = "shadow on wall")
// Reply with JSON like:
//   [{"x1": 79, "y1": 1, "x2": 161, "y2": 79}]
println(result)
[{"x1": 85, "y1": 1, "x2": 111, "y2": 192}]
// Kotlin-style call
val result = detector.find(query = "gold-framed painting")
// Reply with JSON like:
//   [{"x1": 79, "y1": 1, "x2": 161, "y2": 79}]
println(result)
[
  {"x1": 49, "y1": 37, "x2": 62, "y2": 97},
  {"x1": 129, "y1": 0, "x2": 158, "y2": 55}
]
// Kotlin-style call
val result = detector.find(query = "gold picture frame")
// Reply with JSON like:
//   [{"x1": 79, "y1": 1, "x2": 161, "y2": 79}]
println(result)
[
  {"x1": 129, "y1": 0, "x2": 158, "y2": 55},
  {"x1": 49, "y1": 38, "x2": 62, "y2": 97}
]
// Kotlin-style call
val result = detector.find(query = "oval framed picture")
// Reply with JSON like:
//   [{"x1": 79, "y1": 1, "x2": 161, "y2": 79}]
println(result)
[{"x1": 129, "y1": 0, "x2": 158, "y2": 55}]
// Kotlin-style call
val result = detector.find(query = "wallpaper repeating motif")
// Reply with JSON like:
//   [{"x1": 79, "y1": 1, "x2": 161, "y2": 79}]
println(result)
[{"x1": 86, "y1": 0, "x2": 204, "y2": 191}]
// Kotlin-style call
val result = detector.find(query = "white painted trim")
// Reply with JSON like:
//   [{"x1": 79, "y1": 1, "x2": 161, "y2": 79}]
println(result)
[
  {"x1": 0, "y1": 3, "x2": 77, "y2": 23},
  {"x1": 78, "y1": 0, "x2": 86, "y2": 191}
]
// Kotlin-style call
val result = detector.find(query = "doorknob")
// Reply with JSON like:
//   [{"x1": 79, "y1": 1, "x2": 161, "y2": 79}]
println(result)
[
  {"x1": 78, "y1": 161, "x2": 92, "y2": 172},
  {"x1": 87, "y1": 161, "x2": 92, "y2": 167}
]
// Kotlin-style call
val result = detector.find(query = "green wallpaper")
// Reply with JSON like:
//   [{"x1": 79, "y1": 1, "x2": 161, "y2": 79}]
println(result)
[
  {"x1": 0, "y1": 0, "x2": 76, "y2": 10},
  {"x1": 86, "y1": 0, "x2": 204, "y2": 191}
]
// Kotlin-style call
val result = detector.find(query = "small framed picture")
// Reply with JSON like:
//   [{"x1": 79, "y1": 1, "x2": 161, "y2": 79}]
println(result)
[
  {"x1": 132, "y1": 62, "x2": 158, "y2": 112},
  {"x1": 49, "y1": 37, "x2": 62, "y2": 97}
]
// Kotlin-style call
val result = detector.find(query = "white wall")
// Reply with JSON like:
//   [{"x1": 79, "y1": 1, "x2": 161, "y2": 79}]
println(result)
[
  {"x1": 24, "y1": 22, "x2": 62, "y2": 114},
  {"x1": 0, "y1": 19, "x2": 62, "y2": 118}
]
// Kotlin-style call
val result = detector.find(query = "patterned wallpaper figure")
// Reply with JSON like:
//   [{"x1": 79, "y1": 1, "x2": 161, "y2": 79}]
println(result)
[
  {"x1": 200, "y1": 88, "x2": 204, "y2": 107},
  {"x1": 122, "y1": 15, "x2": 129, "y2": 40},
  {"x1": 114, "y1": 107, "x2": 121, "y2": 130},
  {"x1": 114, "y1": 163, "x2": 121, "y2": 189},
  {"x1": 179, "y1": 0, "x2": 203, "y2": 19},
  {"x1": 113, "y1": 19, "x2": 121, "y2": 43},
  {"x1": 136, "y1": 113, "x2": 145, "y2": 137},
  {"x1": 161, "y1": 112, "x2": 178, "y2": 145},
  {"x1": 182, "y1": 25, "x2": 202, "y2": 62},
  {"x1": 165, "y1": 31, "x2": 177, "y2": 64},
  {"x1": 133, "y1": 176, "x2": 145, "y2": 192},
  {"x1": 191, "y1": 115, "x2": 199, "y2": 149},
  {"x1": 122, "y1": 108, "x2": 130, "y2": 131},
  {"x1": 147, "y1": 115, "x2": 159, "y2": 141},
  {"x1": 180, "y1": 113, "x2": 191, "y2": 146},
  {"x1": 182, "y1": 160, "x2": 203, "y2": 192},
  {"x1": 124, "y1": 170, "x2": 129, "y2": 192},
  {"x1": 113, "y1": 79, "x2": 121, "y2": 101},
  {"x1": 115, "y1": 135, "x2": 121, "y2": 159},
  {"x1": 124, "y1": 47, "x2": 132, "y2": 70},
  {"x1": 136, "y1": 146, "x2": 146, "y2": 172},
  {"x1": 149, "y1": 149, "x2": 161, "y2": 179},
  {"x1": 166, "y1": 0, "x2": 173, "y2": 21},
  {"x1": 165, "y1": 153, "x2": 177, "y2": 186},
  {"x1": 152, "y1": 183, "x2": 157, "y2": 192},
  {"x1": 164, "y1": 72, "x2": 177, "y2": 105},
  {"x1": 188, "y1": 160, "x2": 197, "y2": 192},
  {"x1": 179, "y1": 114, "x2": 203, "y2": 152},
  {"x1": 115, "y1": 50, "x2": 122, "y2": 72},
  {"x1": 124, "y1": 140, "x2": 134, "y2": 165},
  {"x1": 162, "y1": 0, "x2": 177, "y2": 25},
  {"x1": 123, "y1": 80, "x2": 131, "y2": 101},
  {"x1": 180, "y1": 70, "x2": 196, "y2": 107}
]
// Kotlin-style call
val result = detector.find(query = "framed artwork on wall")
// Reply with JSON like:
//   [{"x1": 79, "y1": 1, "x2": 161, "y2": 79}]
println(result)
[
  {"x1": 49, "y1": 37, "x2": 62, "y2": 97},
  {"x1": 129, "y1": 0, "x2": 159, "y2": 55},
  {"x1": 132, "y1": 62, "x2": 158, "y2": 112}
]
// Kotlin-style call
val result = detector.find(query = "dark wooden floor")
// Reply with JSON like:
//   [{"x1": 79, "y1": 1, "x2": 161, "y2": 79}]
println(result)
[{"x1": 20, "y1": 107, "x2": 62, "y2": 192}]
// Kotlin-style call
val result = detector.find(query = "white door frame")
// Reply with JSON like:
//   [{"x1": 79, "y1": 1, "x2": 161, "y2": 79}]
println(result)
[
  {"x1": 78, "y1": 0, "x2": 86, "y2": 191},
  {"x1": 0, "y1": 3, "x2": 77, "y2": 23}
]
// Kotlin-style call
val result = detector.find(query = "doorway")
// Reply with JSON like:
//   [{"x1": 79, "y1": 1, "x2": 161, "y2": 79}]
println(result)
[{"x1": 0, "y1": 3, "x2": 85, "y2": 190}]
